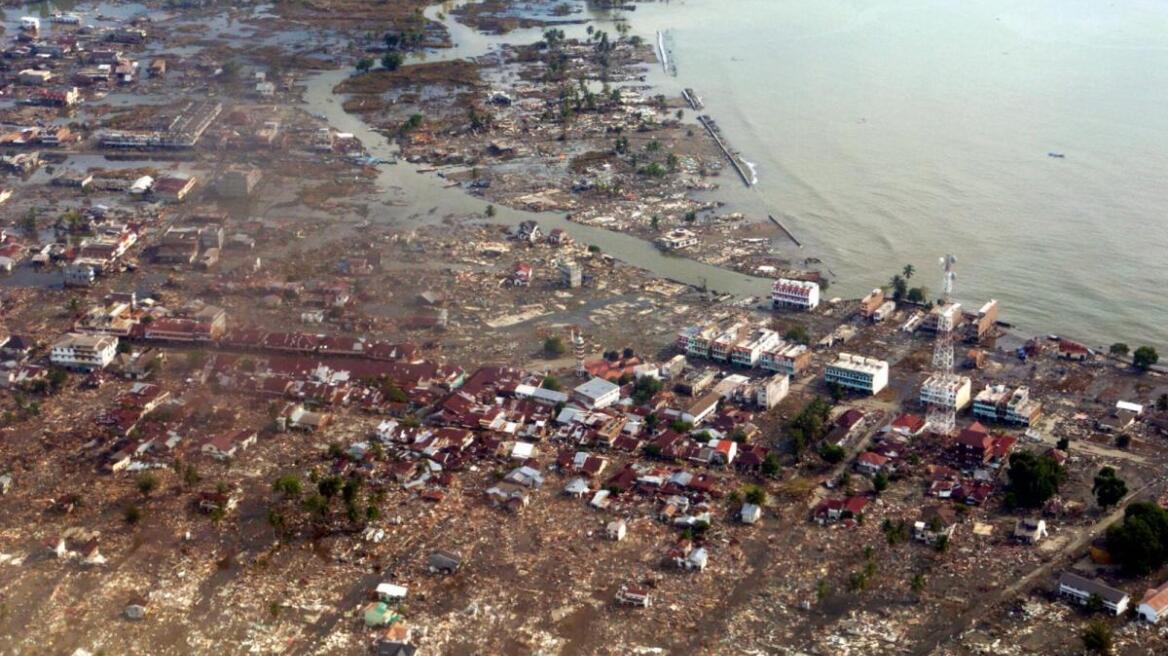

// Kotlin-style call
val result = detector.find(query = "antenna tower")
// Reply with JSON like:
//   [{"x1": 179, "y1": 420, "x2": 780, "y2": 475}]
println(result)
[{"x1": 926, "y1": 254, "x2": 958, "y2": 436}]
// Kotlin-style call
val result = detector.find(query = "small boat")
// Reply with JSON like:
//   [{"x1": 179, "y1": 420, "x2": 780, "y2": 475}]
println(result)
[{"x1": 1047, "y1": 152, "x2": 1065, "y2": 159}]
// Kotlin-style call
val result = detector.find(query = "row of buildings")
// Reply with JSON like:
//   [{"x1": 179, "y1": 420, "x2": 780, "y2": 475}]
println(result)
[{"x1": 675, "y1": 321, "x2": 811, "y2": 377}]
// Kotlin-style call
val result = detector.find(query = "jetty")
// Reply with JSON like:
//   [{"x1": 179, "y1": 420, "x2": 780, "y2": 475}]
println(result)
[
  {"x1": 768, "y1": 214, "x2": 802, "y2": 247},
  {"x1": 697, "y1": 115, "x2": 751, "y2": 188},
  {"x1": 682, "y1": 88, "x2": 703, "y2": 111}
]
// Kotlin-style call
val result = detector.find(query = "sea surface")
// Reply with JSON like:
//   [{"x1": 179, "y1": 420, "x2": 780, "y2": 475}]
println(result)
[{"x1": 614, "y1": 0, "x2": 1168, "y2": 349}]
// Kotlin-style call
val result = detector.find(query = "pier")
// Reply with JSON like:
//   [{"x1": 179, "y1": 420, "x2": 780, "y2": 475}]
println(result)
[
  {"x1": 768, "y1": 214, "x2": 802, "y2": 247},
  {"x1": 682, "y1": 88, "x2": 704, "y2": 111},
  {"x1": 697, "y1": 115, "x2": 752, "y2": 188}
]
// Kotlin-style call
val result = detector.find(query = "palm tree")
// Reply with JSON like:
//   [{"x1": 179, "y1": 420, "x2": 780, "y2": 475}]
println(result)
[
  {"x1": 889, "y1": 274, "x2": 907, "y2": 300},
  {"x1": 902, "y1": 264, "x2": 915, "y2": 280}
]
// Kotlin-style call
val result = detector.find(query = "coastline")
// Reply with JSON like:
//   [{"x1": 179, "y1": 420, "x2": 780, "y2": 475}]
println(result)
[{"x1": 313, "y1": 0, "x2": 1143, "y2": 357}]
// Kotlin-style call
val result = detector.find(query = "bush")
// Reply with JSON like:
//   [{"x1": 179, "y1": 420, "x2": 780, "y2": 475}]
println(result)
[
  {"x1": 136, "y1": 473, "x2": 158, "y2": 497},
  {"x1": 1133, "y1": 346, "x2": 1159, "y2": 371},
  {"x1": 1081, "y1": 620, "x2": 1113, "y2": 654},
  {"x1": 543, "y1": 336, "x2": 567, "y2": 357},
  {"x1": 818, "y1": 443, "x2": 846, "y2": 464}
]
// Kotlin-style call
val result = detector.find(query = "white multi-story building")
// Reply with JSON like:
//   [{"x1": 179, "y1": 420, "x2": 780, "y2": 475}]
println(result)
[
  {"x1": 675, "y1": 324, "x2": 718, "y2": 359},
  {"x1": 709, "y1": 323, "x2": 747, "y2": 362},
  {"x1": 759, "y1": 342, "x2": 811, "y2": 377},
  {"x1": 573, "y1": 377, "x2": 621, "y2": 410},
  {"x1": 824, "y1": 353, "x2": 889, "y2": 395},
  {"x1": 51, "y1": 332, "x2": 118, "y2": 370},
  {"x1": 729, "y1": 328, "x2": 781, "y2": 367},
  {"x1": 771, "y1": 278, "x2": 820, "y2": 311},
  {"x1": 919, "y1": 374, "x2": 972, "y2": 410},
  {"x1": 972, "y1": 384, "x2": 1043, "y2": 426},
  {"x1": 756, "y1": 373, "x2": 790, "y2": 409}
]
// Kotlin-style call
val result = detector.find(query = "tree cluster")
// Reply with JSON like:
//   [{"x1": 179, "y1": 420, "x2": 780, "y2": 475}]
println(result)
[
  {"x1": 1004, "y1": 451, "x2": 1066, "y2": 508},
  {"x1": 1106, "y1": 502, "x2": 1168, "y2": 575},
  {"x1": 787, "y1": 397, "x2": 832, "y2": 455}
]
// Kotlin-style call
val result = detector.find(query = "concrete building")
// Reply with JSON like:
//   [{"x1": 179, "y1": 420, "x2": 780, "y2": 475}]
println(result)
[
  {"x1": 1138, "y1": 581, "x2": 1168, "y2": 623},
  {"x1": 214, "y1": 167, "x2": 262, "y2": 199},
  {"x1": 972, "y1": 299, "x2": 999, "y2": 340},
  {"x1": 1058, "y1": 572, "x2": 1130, "y2": 616},
  {"x1": 63, "y1": 262, "x2": 98, "y2": 287},
  {"x1": 572, "y1": 377, "x2": 621, "y2": 410},
  {"x1": 756, "y1": 373, "x2": 790, "y2": 409},
  {"x1": 729, "y1": 328, "x2": 781, "y2": 368},
  {"x1": 51, "y1": 333, "x2": 118, "y2": 370},
  {"x1": 825, "y1": 353, "x2": 889, "y2": 395},
  {"x1": 858, "y1": 288, "x2": 885, "y2": 319},
  {"x1": 919, "y1": 374, "x2": 972, "y2": 411},
  {"x1": 972, "y1": 385, "x2": 1043, "y2": 427},
  {"x1": 708, "y1": 322, "x2": 748, "y2": 362},
  {"x1": 771, "y1": 278, "x2": 820, "y2": 310},
  {"x1": 759, "y1": 342, "x2": 811, "y2": 377},
  {"x1": 559, "y1": 261, "x2": 582, "y2": 288},
  {"x1": 921, "y1": 302, "x2": 962, "y2": 334},
  {"x1": 655, "y1": 228, "x2": 698, "y2": 251}
]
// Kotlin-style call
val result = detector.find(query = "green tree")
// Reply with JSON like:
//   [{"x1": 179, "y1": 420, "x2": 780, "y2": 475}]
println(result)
[
  {"x1": 1105, "y1": 502, "x2": 1168, "y2": 575},
  {"x1": 1005, "y1": 451, "x2": 1066, "y2": 508},
  {"x1": 906, "y1": 287, "x2": 927, "y2": 304},
  {"x1": 183, "y1": 464, "x2": 201, "y2": 488},
  {"x1": 818, "y1": 443, "x2": 845, "y2": 464},
  {"x1": 783, "y1": 325, "x2": 810, "y2": 345},
  {"x1": 1093, "y1": 467, "x2": 1127, "y2": 508},
  {"x1": 317, "y1": 476, "x2": 342, "y2": 499},
  {"x1": 541, "y1": 376, "x2": 562, "y2": 392},
  {"x1": 136, "y1": 472, "x2": 158, "y2": 497},
  {"x1": 303, "y1": 494, "x2": 328, "y2": 517},
  {"x1": 485, "y1": 204, "x2": 496, "y2": 218},
  {"x1": 902, "y1": 264, "x2": 915, "y2": 280},
  {"x1": 1081, "y1": 620, "x2": 1113, "y2": 654},
  {"x1": 355, "y1": 58, "x2": 373, "y2": 73},
  {"x1": 381, "y1": 52, "x2": 404, "y2": 71},
  {"x1": 543, "y1": 336, "x2": 566, "y2": 357},
  {"x1": 761, "y1": 453, "x2": 781, "y2": 477},
  {"x1": 744, "y1": 485, "x2": 767, "y2": 506},
  {"x1": 1109, "y1": 343, "x2": 1129, "y2": 357},
  {"x1": 631, "y1": 376, "x2": 663, "y2": 405},
  {"x1": 1133, "y1": 346, "x2": 1159, "y2": 371},
  {"x1": 124, "y1": 504, "x2": 142, "y2": 524},
  {"x1": 273, "y1": 475, "x2": 302, "y2": 498},
  {"x1": 889, "y1": 274, "x2": 908, "y2": 301},
  {"x1": 911, "y1": 573, "x2": 926, "y2": 594},
  {"x1": 873, "y1": 471, "x2": 889, "y2": 493}
]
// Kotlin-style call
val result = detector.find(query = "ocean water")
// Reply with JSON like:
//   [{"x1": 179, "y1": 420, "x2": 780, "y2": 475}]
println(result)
[{"x1": 614, "y1": 0, "x2": 1168, "y2": 349}]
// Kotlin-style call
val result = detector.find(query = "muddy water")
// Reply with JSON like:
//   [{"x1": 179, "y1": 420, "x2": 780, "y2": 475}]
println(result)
[{"x1": 299, "y1": 4, "x2": 773, "y2": 300}]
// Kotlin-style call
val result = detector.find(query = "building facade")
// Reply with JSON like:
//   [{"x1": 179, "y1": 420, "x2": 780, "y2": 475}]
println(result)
[
  {"x1": 771, "y1": 279, "x2": 820, "y2": 310},
  {"x1": 920, "y1": 374, "x2": 972, "y2": 410},
  {"x1": 825, "y1": 353, "x2": 889, "y2": 395},
  {"x1": 51, "y1": 333, "x2": 118, "y2": 370}
]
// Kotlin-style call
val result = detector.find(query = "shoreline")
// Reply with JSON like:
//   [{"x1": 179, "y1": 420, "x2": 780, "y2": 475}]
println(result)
[{"x1": 318, "y1": 0, "x2": 1148, "y2": 355}]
